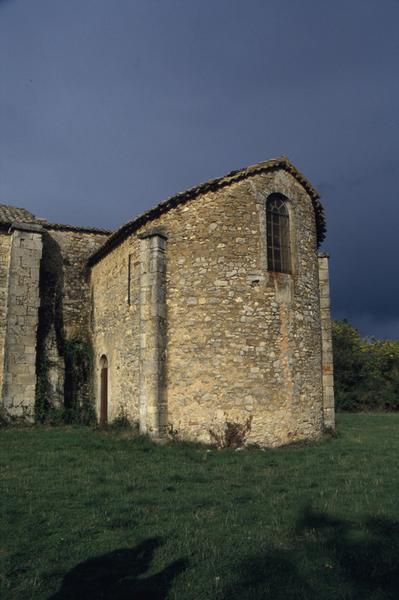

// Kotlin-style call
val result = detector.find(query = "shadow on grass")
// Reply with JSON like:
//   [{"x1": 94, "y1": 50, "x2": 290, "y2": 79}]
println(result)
[
  {"x1": 49, "y1": 537, "x2": 187, "y2": 600},
  {"x1": 222, "y1": 507, "x2": 399, "y2": 600}
]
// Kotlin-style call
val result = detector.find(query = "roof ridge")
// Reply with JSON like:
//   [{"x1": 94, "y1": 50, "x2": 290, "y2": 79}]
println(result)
[{"x1": 44, "y1": 223, "x2": 111, "y2": 234}]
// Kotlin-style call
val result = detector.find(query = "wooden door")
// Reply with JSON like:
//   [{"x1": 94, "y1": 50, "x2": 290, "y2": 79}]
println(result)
[{"x1": 100, "y1": 365, "x2": 108, "y2": 425}]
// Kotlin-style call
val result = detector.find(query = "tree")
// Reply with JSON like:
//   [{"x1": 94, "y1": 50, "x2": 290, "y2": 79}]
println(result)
[{"x1": 332, "y1": 320, "x2": 399, "y2": 411}]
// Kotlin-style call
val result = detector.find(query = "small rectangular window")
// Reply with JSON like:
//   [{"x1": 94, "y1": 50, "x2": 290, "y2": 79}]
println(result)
[{"x1": 128, "y1": 254, "x2": 133, "y2": 305}]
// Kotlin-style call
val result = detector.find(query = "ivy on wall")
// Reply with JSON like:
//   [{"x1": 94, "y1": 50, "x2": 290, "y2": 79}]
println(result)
[
  {"x1": 35, "y1": 232, "x2": 96, "y2": 424},
  {"x1": 63, "y1": 338, "x2": 96, "y2": 424}
]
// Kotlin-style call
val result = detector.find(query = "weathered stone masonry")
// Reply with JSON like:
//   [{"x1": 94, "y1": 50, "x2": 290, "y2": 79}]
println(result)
[
  {"x1": 1, "y1": 157, "x2": 335, "y2": 446},
  {"x1": 0, "y1": 204, "x2": 109, "y2": 421},
  {"x1": 0, "y1": 231, "x2": 12, "y2": 397},
  {"x1": 318, "y1": 253, "x2": 335, "y2": 429},
  {"x1": 1, "y1": 224, "x2": 43, "y2": 420},
  {"x1": 138, "y1": 232, "x2": 167, "y2": 438},
  {"x1": 36, "y1": 226, "x2": 109, "y2": 411},
  {"x1": 89, "y1": 157, "x2": 335, "y2": 446}
]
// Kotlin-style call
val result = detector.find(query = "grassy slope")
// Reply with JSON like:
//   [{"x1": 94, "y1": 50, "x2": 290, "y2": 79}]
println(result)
[{"x1": 1, "y1": 414, "x2": 399, "y2": 599}]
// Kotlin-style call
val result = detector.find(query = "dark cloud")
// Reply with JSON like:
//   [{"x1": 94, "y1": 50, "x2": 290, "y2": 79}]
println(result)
[{"x1": 0, "y1": 0, "x2": 398, "y2": 338}]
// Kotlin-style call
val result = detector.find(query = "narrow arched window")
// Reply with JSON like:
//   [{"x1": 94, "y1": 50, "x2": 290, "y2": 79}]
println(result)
[{"x1": 266, "y1": 194, "x2": 291, "y2": 274}]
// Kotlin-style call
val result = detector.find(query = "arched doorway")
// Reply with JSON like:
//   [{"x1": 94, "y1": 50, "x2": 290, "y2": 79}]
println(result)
[{"x1": 99, "y1": 355, "x2": 108, "y2": 426}]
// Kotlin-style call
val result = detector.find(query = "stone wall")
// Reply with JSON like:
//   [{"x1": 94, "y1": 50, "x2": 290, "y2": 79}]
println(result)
[
  {"x1": 138, "y1": 232, "x2": 167, "y2": 438},
  {"x1": 1, "y1": 225, "x2": 43, "y2": 421},
  {"x1": 0, "y1": 230, "x2": 12, "y2": 396},
  {"x1": 318, "y1": 254, "x2": 335, "y2": 429},
  {"x1": 44, "y1": 228, "x2": 110, "y2": 337},
  {"x1": 0, "y1": 223, "x2": 109, "y2": 421},
  {"x1": 90, "y1": 236, "x2": 140, "y2": 423},
  {"x1": 91, "y1": 169, "x2": 327, "y2": 446},
  {"x1": 36, "y1": 227, "x2": 109, "y2": 413}
]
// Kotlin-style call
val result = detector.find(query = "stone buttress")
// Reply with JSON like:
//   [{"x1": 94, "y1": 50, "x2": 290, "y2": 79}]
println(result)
[
  {"x1": 1, "y1": 223, "x2": 43, "y2": 420},
  {"x1": 138, "y1": 231, "x2": 167, "y2": 439},
  {"x1": 318, "y1": 253, "x2": 335, "y2": 429}
]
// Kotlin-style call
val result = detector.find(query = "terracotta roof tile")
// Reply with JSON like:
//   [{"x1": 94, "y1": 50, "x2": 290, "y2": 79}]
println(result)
[
  {"x1": 45, "y1": 223, "x2": 111, "y2": 234},
  {"x1": 0, "y1": 204, "x2": 44, "y2": 226},
  {"x1": 0, "y1": 204, "x2": 111, "y2": 234}
]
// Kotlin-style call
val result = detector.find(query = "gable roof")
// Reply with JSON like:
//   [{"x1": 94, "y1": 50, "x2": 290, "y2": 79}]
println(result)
[
  {"x1": 0, "y1": 204, "x2": 44, "y2": 226},
  {"x1": 0, "y1": 204, "x2": 110, "y2": 235},
  {"x1": 44, "y1": 222, "x2": 111, "y2": 235},
  {"x1": 88, "y1": 156, "x2": 326, "y2": 266}
]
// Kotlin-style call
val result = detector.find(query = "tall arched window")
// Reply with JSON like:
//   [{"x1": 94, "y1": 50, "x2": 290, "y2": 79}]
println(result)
[{"x1": 266, "y1": 194, "x2": 291, "y2": 274}]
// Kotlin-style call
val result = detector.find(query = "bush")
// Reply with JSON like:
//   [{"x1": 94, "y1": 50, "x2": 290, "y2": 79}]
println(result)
[
  {"x1": 109, "y1": 410, "x2": 138, "y2": 431},
  {"x1": 332, "y1": 320, "x2": 399, "y2": 411}
]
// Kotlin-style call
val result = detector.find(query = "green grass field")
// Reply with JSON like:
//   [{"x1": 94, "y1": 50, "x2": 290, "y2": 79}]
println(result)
[{"x1": 1, "y1": 414, "x2": 399, "y2": 599}]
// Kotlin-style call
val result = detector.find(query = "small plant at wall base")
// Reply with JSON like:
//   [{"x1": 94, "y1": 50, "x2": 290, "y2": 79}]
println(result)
[
  {"x1": 168, "y1": 423, "x2": 179, "y2": 441},
  {"x1": 209, "y1": 416, "x2": 253, "y2": 449},
  {"x1": 109, "y1": 408, "x2": 138, "y2": 431}
]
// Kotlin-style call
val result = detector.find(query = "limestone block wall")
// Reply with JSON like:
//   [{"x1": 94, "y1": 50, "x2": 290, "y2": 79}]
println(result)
[
  {"x1": 90, "y1": 237, "x2": 140, "y2": 423},
  {"x1": 0, "y1": 231, "x2": 12, "y2": 395},
  {"x1": 0, "y1": 222, "x2": 109, "y2": 421},
  {"x1": 36, "y1": 227, "x2": 109, "y2": 412},
  {"x1": 138, "y1": 232, "x2": 167, "y2": 438},
  {"x1": 44, "y1": 228, "x2": 110, "y2": 337},
  {"x1": 1, "y1": 225, "x2": 43, "y2": 421},
  {"x1": 91, "y1": 169, "x2": 326, "y2": 446},
  {"x1": 318, "y1": 254, "x2": 335, "y2": 429}
]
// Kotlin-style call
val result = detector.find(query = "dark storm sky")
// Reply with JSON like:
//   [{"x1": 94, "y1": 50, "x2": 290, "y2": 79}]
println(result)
[{"x1": 1, "y1": 0, "x2": 398, "y2": 339}]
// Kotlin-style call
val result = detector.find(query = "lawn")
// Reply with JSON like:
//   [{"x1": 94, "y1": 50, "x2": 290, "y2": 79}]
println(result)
[{"x1": 1, "y1": 414, "x2": 399, "y2": 599}]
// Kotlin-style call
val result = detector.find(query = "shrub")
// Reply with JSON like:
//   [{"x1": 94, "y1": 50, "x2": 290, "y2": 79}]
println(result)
[
  {"x1": 332, "y1": 319, "x2": 399, "y2": 411},
  {"x1": 109, "y1": 409, "x2": 138, "y2": 431}
]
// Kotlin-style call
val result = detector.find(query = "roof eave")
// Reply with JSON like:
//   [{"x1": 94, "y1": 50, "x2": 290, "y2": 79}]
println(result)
[{"x1": 88, "y1": 157, "x2": 326, "y2": 267}]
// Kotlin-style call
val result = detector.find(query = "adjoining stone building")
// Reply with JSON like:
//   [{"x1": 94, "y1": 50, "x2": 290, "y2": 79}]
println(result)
[{"x1": 0, "y1": 157, "x2": 334, "y2": 446}]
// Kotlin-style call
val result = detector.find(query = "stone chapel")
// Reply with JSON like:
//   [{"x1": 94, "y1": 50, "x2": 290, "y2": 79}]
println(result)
[{"x1": 0, "y1": 157, "x2": 334, "y2": 446}]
